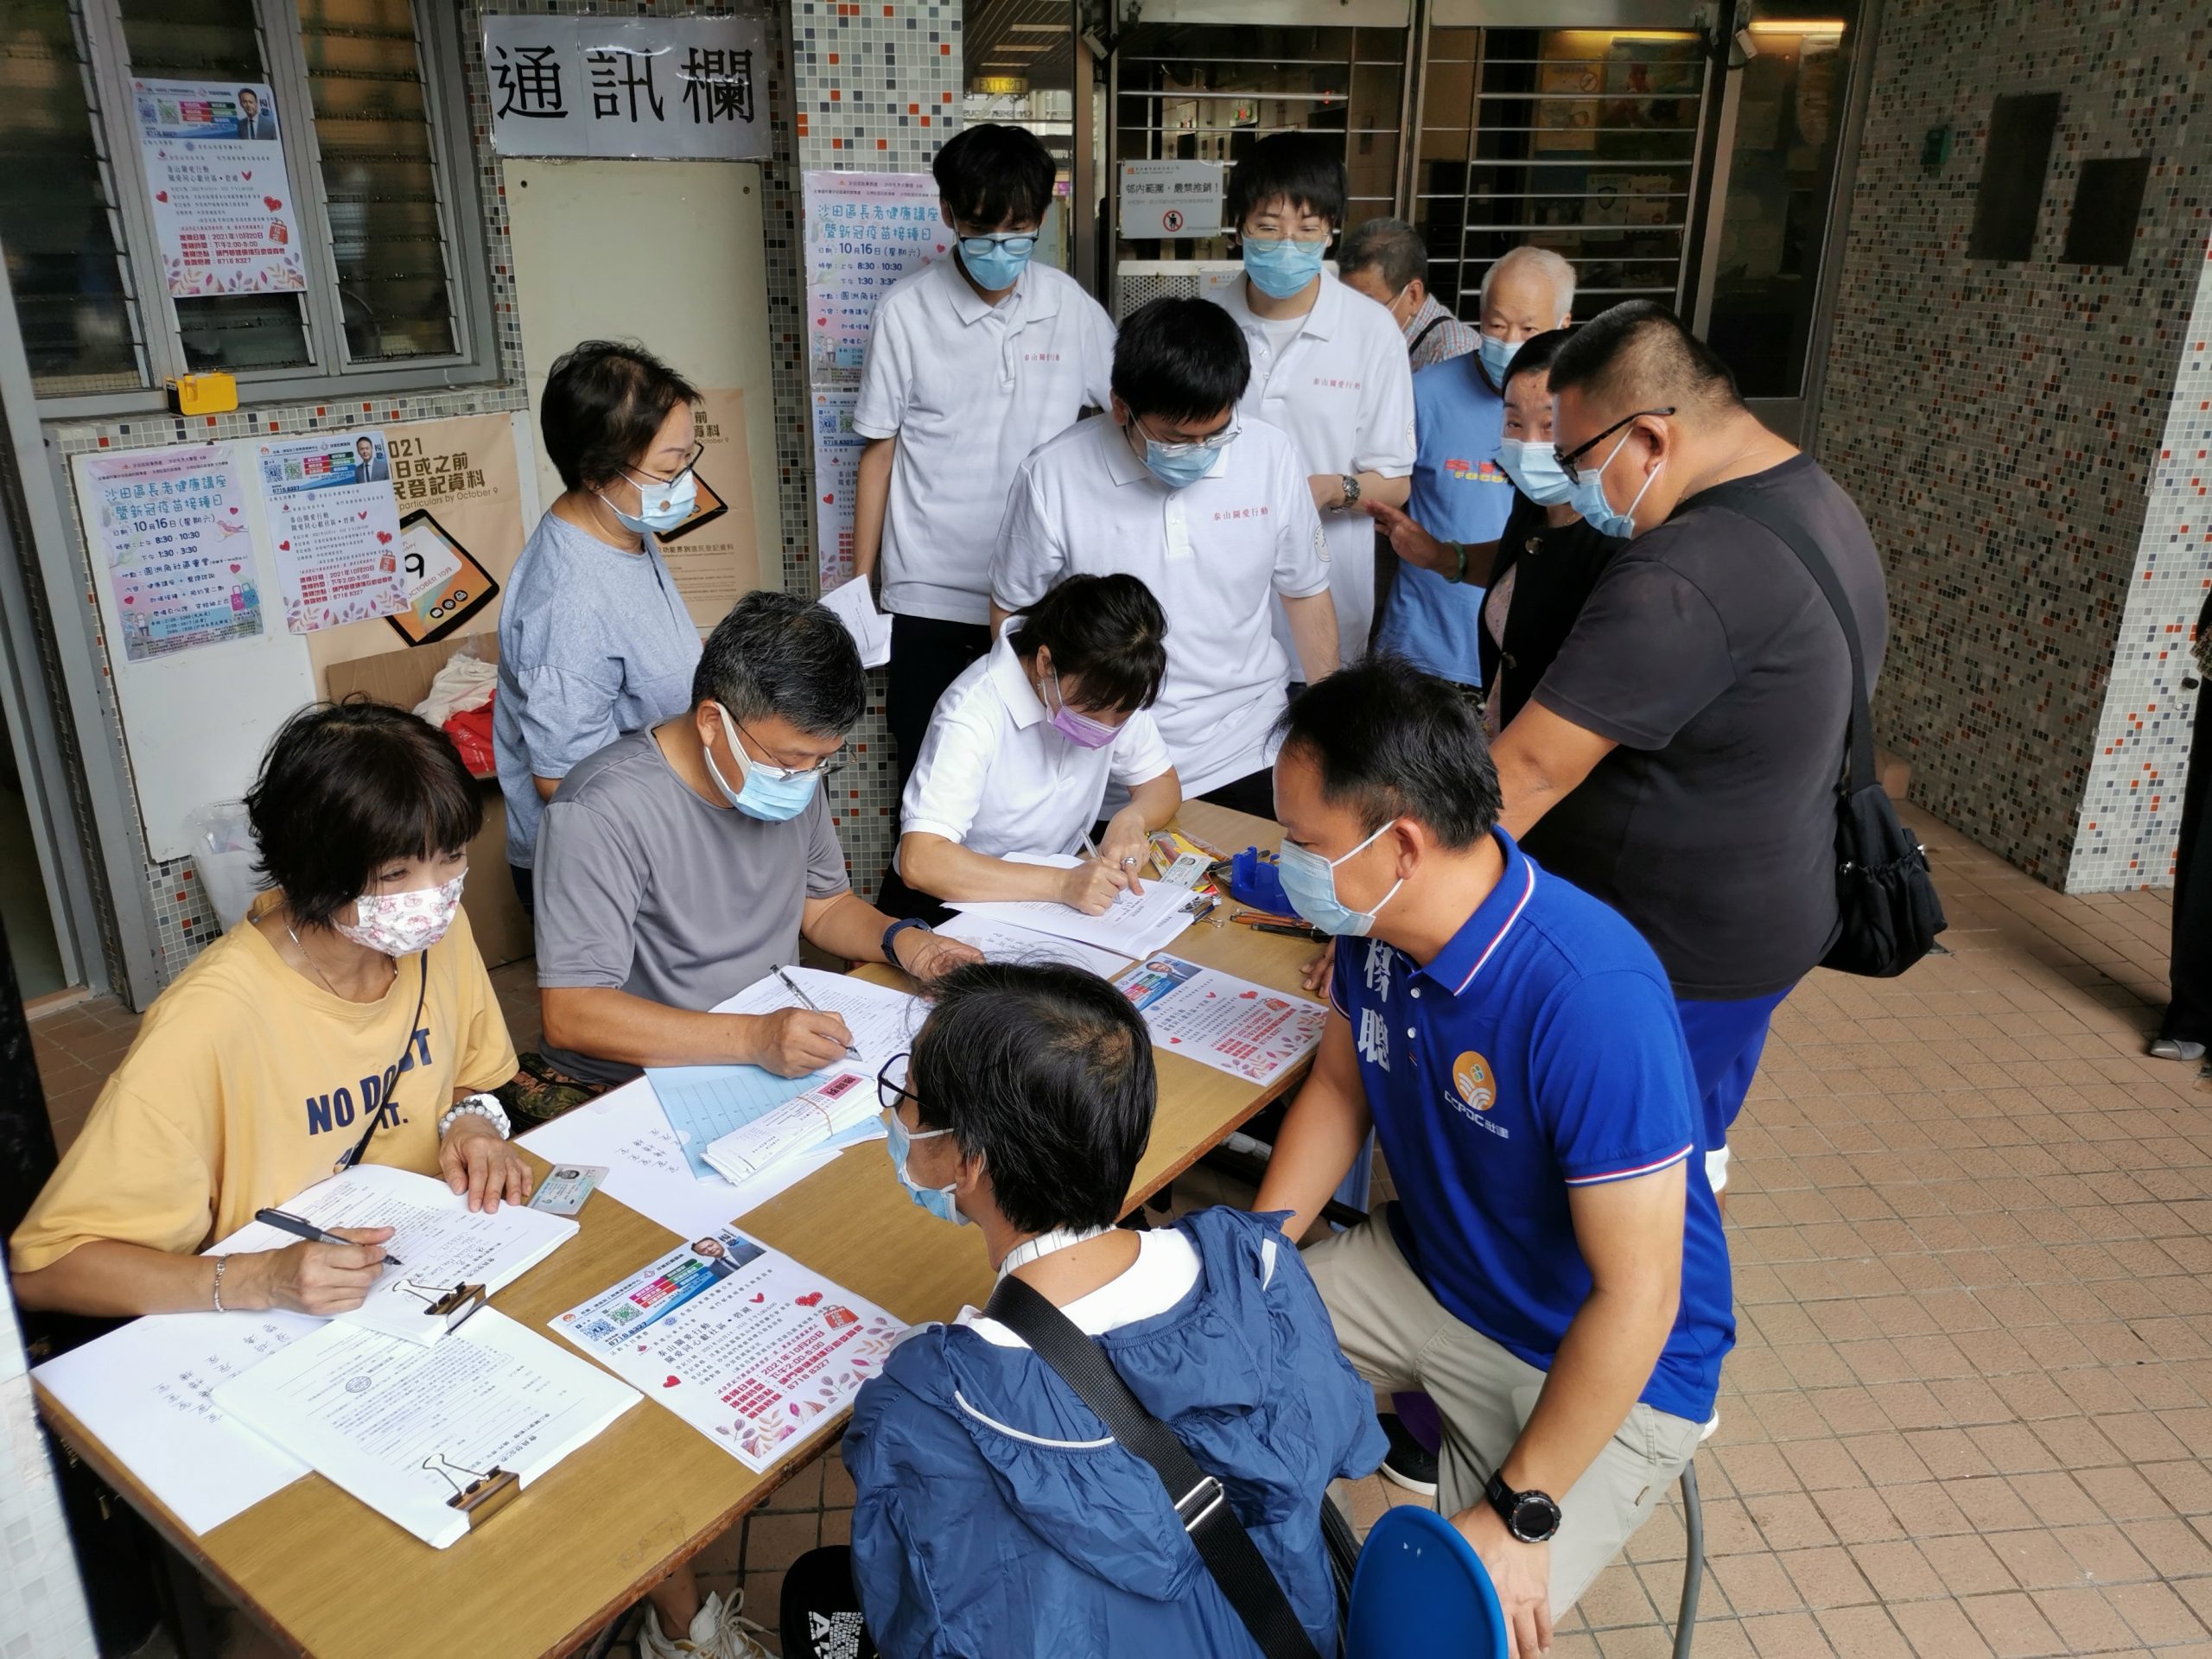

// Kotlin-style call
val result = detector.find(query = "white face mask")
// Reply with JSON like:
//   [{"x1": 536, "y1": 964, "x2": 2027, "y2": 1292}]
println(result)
[{"x1": 332, "y1": 872, "x2": 466, "y2": 957}]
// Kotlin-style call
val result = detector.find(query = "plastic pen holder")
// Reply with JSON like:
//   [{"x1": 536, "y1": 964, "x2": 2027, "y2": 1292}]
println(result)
[{"x1": 1228, "y1": 846, "x2": 1294, "y2": 916}]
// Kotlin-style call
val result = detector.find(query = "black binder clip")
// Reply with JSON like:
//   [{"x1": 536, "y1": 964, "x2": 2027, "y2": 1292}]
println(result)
[
  {"x1": 397, "y1": 1278, "x2": 489, "y2": 1332},
  {"x1": 422, "y1": 1452, "x2": 521, "y2": 1528}
]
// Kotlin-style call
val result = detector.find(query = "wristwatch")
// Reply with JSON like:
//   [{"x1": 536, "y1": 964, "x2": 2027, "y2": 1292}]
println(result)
[
  {"x1": 881, "y1": 916, "x2": 931, "y2": 969},
  {"x1": 1338, "y1": 473, "x2": 1362, "y2": 509},
  {"x1": 1485, "y1": 1470, "x2": 1562, "y2": 1543},
  {"x1": 438, "y1": 1091, "x2": 512, "y2": 1141}
]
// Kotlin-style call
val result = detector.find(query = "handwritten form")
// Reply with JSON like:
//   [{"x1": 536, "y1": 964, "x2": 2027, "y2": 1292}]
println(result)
[
  {"x1": 932, "y1": 911, "x2": 1132, "y2": 977},
  {"x1": 945, "y1": 855, "x2": 1200, "y2": 961},
  {"x1": 211, "y1": 1309, "x2": 639, "y2": 1548}
]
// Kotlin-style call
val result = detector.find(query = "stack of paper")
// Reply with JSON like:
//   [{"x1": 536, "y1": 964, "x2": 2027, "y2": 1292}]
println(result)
[
  {"x1": 212, "y1": 1309, "x2": 639, "y2": 1548},
  {"x1": 216, "y1": 1164, "x2": 579, "y2": 1345},
  {"x1": 933, "y1": 911, "x2": 1131, "y2": 977},
  {"x1": 944, "y1": 855, "x2": 1201, "y2": 961},
  {"x1": 819, "y1": 575, "x2": 891, "y2": 667},
  {"x1": 702, "y1": 1070, "x2": 878, "y2": 1185}
]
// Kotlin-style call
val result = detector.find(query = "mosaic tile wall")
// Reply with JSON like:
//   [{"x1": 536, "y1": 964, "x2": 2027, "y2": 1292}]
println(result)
[
  {"x1": 789, "y1": 0, "x2": 964, "y2": 899},
  {"x1": 2066, "y1": 239, "x2": 2212, "y2": 892},
  {"x1": 41, "y1": 0, "x2": 811, "y2": 995},
  {"x1": 1811, "y1": 0, "x2": 2212, "y2": 889}
]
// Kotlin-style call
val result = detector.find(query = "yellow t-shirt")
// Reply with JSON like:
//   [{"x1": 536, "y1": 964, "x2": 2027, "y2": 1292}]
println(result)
[{"x1": 10, "y1": 903, "x2": 518, "y2": 1275}]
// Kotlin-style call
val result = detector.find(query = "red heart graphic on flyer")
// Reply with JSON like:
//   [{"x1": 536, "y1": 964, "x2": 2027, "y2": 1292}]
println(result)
[
  {"x1": 122, "y1": 594, "x2": 134, "y2": 604},
  {"x1": 263, "y1": 195, "x2": 282, "y2": 210},
  {"x1": 228, "y1": 506, "x2": 239, "y2": 513},
  {"x1": 375, "y1": 530, "x2": 392, "y2": 543},
  {"x1": 795, "y1": 1292, "x2": 823, "y2": 1307},
  {"x1": 823, "y1": 493, "x2": 835, "y2": 504},
  {"x1": 1168, "y1": 1036, "x2": 1182, "y2": 1043},
  {"x1": 277, "y1": 540, "x2": 289, "y2": 550},
  {"x1": 663, "y1": 1376, "x2": 680, "y2": 1388},
  {"x1": 155, "y1": 191, "x2": 168, "y2": 202},
  {"x1": 357, "y1": 510, "x2": 368, "y2": 519},
  {"x1": 229, "y1": 563, "x2": 240, "y2": 572},
  {"x1": 241, "y1": 170, "x2": 252, "y2": 179},
  {"x1": 751, "y1": 1293, "x2": 765, "y2": 1303}
]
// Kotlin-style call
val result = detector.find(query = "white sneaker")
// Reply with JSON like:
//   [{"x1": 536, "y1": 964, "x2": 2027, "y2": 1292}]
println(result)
[{"x1": 636, "y1": 1591, "x2": 772, "y2": 1659}]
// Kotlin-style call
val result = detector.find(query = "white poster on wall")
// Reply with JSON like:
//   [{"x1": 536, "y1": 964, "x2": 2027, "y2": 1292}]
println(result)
[
  {"x1": 810, "y1": 389, "x2": 866, "y2": 586},
  {"x1": 802, "y1": 171, "x2": 948, "y2": 377},
  {"x1": 130, "y1": 78, "x2": 307, "y2": 297},
  {"x1": 82, "y1": 448, "x2": 263, "y2": 663},
  {"x1": 1118, "y1": 160, "x2": 1224, "y2": 238},
  {"x1": 256, "y1": 431, "x2": 407, "y2": 633},
  {"x1": 485, "y1": 15, "x2": 769, "y2": 159}
]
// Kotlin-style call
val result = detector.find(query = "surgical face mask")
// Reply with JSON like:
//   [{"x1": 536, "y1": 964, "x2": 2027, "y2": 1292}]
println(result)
[
  {"x1": 1277, "y1": 820, "x2": 1404, "y2": 938},
  {"x1": 333, "y1": 871, "x2": 465, "y2": 957},
  {"x1": 598, "y1": 463, "x2": 697, "y2": 537},
  {"x1": 1131, "y1": 414, "x2": 1236, "y2": 491},
  {"x1": 1046, "y1": 666, "x2": 1122, "y2": 750},
  {"x1": 957, "y1": 232, "x2": 1036, "y2": 292},
  {"x1": 1241, "y1": 235, "x2": 1326, "y2": 299},
  {"x1": 702, "y1": 703, "x2": 824, "y2": 823},
  {"x1": 1478, "y1": 333, "x2": 1521, "y2": 383},
  {"x1": 1567, "y1": 431, "x2": 1662, "y2": 540},
  {"x1": 884, "y1": 1110, "x2": 967, "y2": 1226},
  {"x1": 1496, "y1": 438, "x2": 1575, "y2": 507}
]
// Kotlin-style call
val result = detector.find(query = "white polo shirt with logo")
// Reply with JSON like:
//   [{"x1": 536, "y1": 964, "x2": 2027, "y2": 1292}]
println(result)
[
  {"x1": 1209, "y1": 270, "x2": 1416, "y2": 665},
  {"x1": 990, "y1": 414, "x2": 1330, "y2": 798},
  {"x1": 855, "y1": 257, "x2": 1116, "y2": 625},
  {"x1": 898, "y1": 617, "x2": 1174, "y2": 869}
]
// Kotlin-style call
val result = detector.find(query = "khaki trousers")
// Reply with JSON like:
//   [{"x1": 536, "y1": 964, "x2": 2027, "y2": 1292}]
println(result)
[{"x1": 1304, "y1": 1209, "x2": 1704, "y2": 1615}]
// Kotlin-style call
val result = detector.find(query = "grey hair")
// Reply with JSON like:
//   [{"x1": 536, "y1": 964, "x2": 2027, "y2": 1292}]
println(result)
[
  {"x1": 1338, "y1": 217, "x2": 1427, "y2": 293},
  {"x1": 690, "y1": 590, "x2": 866, "y2": 737},
  {"x1": 1479, "y1": 245, "x2": 1577, "y2": 318}
]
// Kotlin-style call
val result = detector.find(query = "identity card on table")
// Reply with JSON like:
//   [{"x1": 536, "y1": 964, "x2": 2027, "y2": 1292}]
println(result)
[
  {"x1": 1113, "y1": 953, "x2": 1329, "y2": 1084},
  {"x1": 945, "y1": 854, "x2": 1199, "y2": 961},
  {"x1": 552, "y1": 1230, "x2": 905, "y2": 1472}
]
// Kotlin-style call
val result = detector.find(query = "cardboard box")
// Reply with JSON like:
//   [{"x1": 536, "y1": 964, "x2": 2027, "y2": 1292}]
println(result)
[{"x1": 323, "y1": 639, "x2": 534, "y2": 969}]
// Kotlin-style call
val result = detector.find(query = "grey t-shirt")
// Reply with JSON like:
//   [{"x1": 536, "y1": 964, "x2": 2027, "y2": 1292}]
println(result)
[
  {"x1": 494, "y1": 511, "x2": 702, "y2": 868},
  {"x1": 532, "y1": 729, "x2": 852, "y2": 1084},
  {"x1": 1523, "y1": 454, "x2": 1888, "y2": 1001}
]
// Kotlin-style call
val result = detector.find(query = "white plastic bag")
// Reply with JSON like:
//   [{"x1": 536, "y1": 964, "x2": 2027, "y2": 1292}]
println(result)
[
  {"x1": 412, "y1": 650, "x2": 498, "y2": 729},
  {"x1": 188, "y1": 801, "x2": 261, "y2": 931}
]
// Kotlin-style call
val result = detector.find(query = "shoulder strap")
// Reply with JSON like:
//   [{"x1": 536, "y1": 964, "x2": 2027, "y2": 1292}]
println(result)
[
  {"x1": 1697, "y1": 482, "x2": 1876, "y2": 794},
  {"x1": 982, "y1": 1274, "x2": 1322, "y2": 1659},
  {"x1": 1407, "y1": 315, "x2": 1449, "y2": 358}
]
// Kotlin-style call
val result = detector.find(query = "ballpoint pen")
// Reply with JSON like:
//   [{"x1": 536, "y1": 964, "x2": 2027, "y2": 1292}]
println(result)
[
  {"x1": 776, "y1": 965, "x2": 861, "y2": 1060},
  {"x1": 253, "y1": 1208, "x2": 403, "y2": 1267}
]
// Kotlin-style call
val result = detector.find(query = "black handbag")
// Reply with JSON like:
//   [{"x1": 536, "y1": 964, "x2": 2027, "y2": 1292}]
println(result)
[
  {"x1": 1704, "y1": 489, "x2": 1947, "y2": 977},
  {"x1": 982, "y1": 1274, "x2": 1324, "y2": 1659}
]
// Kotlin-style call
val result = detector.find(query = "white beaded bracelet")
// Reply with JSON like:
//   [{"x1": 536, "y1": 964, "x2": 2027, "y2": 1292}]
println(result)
[{"x1": 437, "y1": 1092, "x2": 512, "y2": 1141}]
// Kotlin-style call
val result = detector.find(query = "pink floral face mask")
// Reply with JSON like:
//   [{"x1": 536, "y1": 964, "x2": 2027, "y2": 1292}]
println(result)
[{"x1": 332, "y1": 871, "x2": 466, "y2": 957}]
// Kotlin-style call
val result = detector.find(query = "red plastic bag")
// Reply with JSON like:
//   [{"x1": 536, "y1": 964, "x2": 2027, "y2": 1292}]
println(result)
[{"x1": 443, "y1": 700, "x2": 495, "y2": 777}]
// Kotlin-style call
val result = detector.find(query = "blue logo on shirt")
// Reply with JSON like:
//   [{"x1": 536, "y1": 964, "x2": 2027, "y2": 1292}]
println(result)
[{"x1": 303, "y1": 1025, "x2": 432, "y2": 1136}]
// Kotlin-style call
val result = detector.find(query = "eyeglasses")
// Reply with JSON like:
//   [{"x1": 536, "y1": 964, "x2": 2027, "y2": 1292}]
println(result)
[
  {"x1": 1135, "y1": 413, "x2": 1241, "y2": 458},
  {"x1": 1555, "y1": 409, "x2": 1674, "y2": 486},
  {"x1": 728, "y1": 709, "x2": 847, "y2": 781},
  {"x1": 958, "y1": 232, "x2": 1039, "y2": 257},
  {"x1": 630, "y1": 440, "x2": 705, "y2": 486},
  {"x1": 877, "y1": 1052, "x2": 922, "y2": 1116}
]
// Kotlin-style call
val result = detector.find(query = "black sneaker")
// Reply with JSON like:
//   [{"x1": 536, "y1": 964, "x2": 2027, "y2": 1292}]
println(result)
[{"x1": 1377, "y1": 1412, "x2": 1439, "y2": 1497}]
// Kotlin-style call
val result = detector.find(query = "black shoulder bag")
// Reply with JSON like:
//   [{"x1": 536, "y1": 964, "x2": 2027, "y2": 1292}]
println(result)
[
  {"x1": 1706, "y1": 489, "x2": 1946, "y2": 977},
  {"x1": 982, "y1": 1274, "x2": 1323, "y2": 1659}
]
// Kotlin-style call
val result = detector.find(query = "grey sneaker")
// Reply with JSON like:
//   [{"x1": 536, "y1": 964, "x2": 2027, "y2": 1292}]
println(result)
[{"x1": 2150, "y1": 1037, "x2": 2207, "y2": 1063}]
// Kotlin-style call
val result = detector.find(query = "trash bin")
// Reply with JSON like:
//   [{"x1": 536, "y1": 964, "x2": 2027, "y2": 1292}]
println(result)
[{"x1": 188, "y1": 802, "x2": 261, "y2": 932}]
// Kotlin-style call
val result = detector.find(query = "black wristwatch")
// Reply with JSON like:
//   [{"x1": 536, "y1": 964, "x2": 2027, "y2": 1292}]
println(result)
[
  {"x1": 881, "y1": 917, "x2": 931, "y2": 969},
  {"x1": 1485, "y1": 1470, "x2": 1562, "y2": 1543}
]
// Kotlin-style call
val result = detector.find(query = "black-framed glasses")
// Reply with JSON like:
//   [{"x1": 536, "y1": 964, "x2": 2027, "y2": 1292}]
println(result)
[
  {"x1": 1556, "y1": 408, "x2": 1675, "y2": 486},
  {"x1": 631, "y1": 440, "x2": 706, "y2": 486},
  {"x1": 876, "y1": 1052, "x2": 921, "y2": 1116}
]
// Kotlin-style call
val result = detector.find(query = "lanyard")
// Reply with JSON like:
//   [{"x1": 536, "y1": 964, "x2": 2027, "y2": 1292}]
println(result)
[
  {"x1": 996, "y1": 1224, "x2": 1115, "y2": 1279},
  {"x1": 332, "y1": 955, "x2": 429, "y2": 1175}
]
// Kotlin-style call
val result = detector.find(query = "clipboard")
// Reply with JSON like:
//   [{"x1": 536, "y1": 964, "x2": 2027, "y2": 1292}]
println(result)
[{"x1": 385, "y1": 509, "x2": 500, "y2": 645}]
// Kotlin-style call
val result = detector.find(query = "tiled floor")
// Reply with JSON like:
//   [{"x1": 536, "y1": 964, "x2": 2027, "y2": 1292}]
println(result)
[{"x1": 35, "y1": 803, "x2": 2212, "y2": 1658}]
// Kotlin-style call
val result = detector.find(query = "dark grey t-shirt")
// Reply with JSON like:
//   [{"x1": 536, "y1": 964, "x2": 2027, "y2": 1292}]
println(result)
[
  {"x1": 1522, "y1": 454, "x2": 1887, "y2": 1001},
  {"x1": 533, "y1": 729, "x2": 852, "y2": 1084}
]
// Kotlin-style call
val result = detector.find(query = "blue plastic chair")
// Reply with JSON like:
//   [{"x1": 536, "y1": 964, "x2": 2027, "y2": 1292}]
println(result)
[{"x1": 1345, "y1": 1505, "x2": 1510, "y2": 1659}]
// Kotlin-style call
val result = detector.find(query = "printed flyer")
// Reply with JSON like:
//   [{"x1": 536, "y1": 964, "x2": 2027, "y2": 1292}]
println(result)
[
  {"x1": 257, "y1": 429, "x2": 407, "y2": 632},
  {"x1": 131, "y1": 78, "x2": 306, "y2": 296},
  {"x1": 83, "y1": 445, "x2": 262, "y2": 662},
  {"x1": 1113, "y1": 953, "x2": 1329, "y2": 1084}
]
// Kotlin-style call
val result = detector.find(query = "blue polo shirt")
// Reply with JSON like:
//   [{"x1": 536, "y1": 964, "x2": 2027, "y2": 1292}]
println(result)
[
  {"x1": 1329, "y1": 832, "x2": 1732, "y2": 1422},
  {"x1": 1375, "y1": 353, "x2": 1516, "y2": 684}
]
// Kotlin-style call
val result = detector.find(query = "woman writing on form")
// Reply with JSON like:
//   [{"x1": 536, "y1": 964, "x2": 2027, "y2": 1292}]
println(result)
[{"x1": 884, "y1": 573, "x2": 1181, "y2": 921}]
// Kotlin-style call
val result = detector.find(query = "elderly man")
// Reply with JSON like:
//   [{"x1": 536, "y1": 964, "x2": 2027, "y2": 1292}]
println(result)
[
  {"x1": 1494, "y1": 300, "x2": 1888, "y2": 1196},
  {"x1": 533, "y1": 590, "x2": 982, "y2": 1091},
  {"x1": 1340, "y1": 218, "x2": 1478, "y2": 370},
  {"x1": 1374, "y1": 245, "x2": 1574, "y2": 681}
]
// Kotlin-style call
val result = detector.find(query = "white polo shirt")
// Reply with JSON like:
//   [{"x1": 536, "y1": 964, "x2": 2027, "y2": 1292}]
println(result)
[
  {"x1": 1209, "y1": 271, "x2": 1415, "y2": 665},
  {"x1": 855, "y1": 257, "x2": 1116, "y2": 626},
  {"x1": 898, "y1": 617, "x2": 1174, "y2": 869},
  {"x1": 990, "y1": 413, "x2": 1330, "y2": 798}
]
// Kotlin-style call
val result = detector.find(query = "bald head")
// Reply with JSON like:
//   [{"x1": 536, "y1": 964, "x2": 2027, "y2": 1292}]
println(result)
[
  {"x1": 1480, "y1": 245, "x2": 1576, "y2": 320},
  {"x1": 1548, "y1": 300, "x2": 1740, "y2": 423}
]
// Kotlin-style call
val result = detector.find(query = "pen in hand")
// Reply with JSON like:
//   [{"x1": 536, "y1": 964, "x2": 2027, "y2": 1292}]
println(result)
[
  {"x1": 253, "y1": 1208, "x2": 403, "y2": 1268},
  {"x1": 775, "y1": 966, "x2": 861, "y2": 1060}
]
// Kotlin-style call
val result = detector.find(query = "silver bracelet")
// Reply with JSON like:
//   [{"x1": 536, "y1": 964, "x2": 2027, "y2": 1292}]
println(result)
[{"x1": 211, "y1": 1254, "x2": 229, "y2": 1313}]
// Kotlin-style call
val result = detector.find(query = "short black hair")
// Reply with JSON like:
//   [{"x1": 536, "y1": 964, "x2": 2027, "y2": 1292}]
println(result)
[
  {"x1": 1501, "y1": 326, "x2": 1575, "y2": 396},
  {"x1": 238, "y1": 87, "x2": 257, "y2": 103},
  {"x1": 1226, "y1": 131, "x2": 1346, "y2": 230},
  {"x1": 1338, "y1": 217, "x2": 1426, "y2": 291},
  {"x1": 1275, "y1": 655, "x2": 1501, "y2": 850},
  {"x1": 1548, "y1": 300, "x2": 1741, "y2": 416},
  {"x1": 1111, "y1": 297, "x2": 1250, "y2": 425},
  {"x1": 1009, "y1": 574, "x2": 1167, "y2": 715},
  {"x1": 692, "y1": 590, "x2": 866, "y2": 738},
  {"x1": 540, "y1": 340, "x2": 701, "y2": 493},
  {"x1": 245, "y1": 698, "x2": 481, "y2": 928},
  {"x1": 908, "y1": 961, "x2": 1155, "y2": 1235},
  {"x1": 932, "y1": 123, "x2": 1056, "y2": 230}
]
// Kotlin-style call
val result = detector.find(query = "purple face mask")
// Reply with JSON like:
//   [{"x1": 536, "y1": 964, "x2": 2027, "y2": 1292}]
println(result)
[{"x1": 1046, "y1": 667, "x2": 1122, "y2": 750}]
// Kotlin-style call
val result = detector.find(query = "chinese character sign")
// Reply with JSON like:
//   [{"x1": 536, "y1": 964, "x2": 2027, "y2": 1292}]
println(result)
[
  {"x1": 257, "y1": 431, "x2": 408, "y2": 633},
  {"x1": 1118, "y1": 161, "x2": 1224, "y2": 238},
  {"x1": 85, "y1": 447, "x2": 263, "y2": 663},
  {"x1": 485, "y1": 16, "x2": 769, "y2": 160},
  {"x1": 131, "y1": 79, "x2": 307, "y2": 296},
  {"x1": 802, "y1": 172, "x2": 948, "y2": 377}
]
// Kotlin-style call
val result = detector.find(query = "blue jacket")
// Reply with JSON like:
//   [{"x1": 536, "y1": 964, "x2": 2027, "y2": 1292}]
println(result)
[{"x1": 845, "y1": 1207, "x2": 1387, "y2": 1657}]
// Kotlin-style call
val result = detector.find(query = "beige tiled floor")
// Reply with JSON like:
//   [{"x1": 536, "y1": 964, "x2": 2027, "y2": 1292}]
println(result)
[{"x1": 37, "y1": 803, "x2": 2212, "y2": 1657}]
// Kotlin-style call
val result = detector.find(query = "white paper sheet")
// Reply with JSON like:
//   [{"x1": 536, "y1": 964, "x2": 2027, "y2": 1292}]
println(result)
[
  {"x1": 1113, "y1": 952, "x2": 1328, "y2": 1084},
  {"x1": 933, "y1": 911, "x2": 1132, "y2": 977},
  {"x1": 215, "y1": 1164, "x2": 577, "y2": 1345},
  {"x1": 702, "y1": 1070, "x2": 879, "y2": 1185},
  {"x1": 31, "y1": 1310, "x2": 317, "y2": 1535},
  {"x1": 552, "y1": 1232, "x2": 904, "y2": 1471},
  {"x1": 945, "y1": 868, "x2": 1201, "y2": 962},
  {"x1": 518, "y1": 1078, "x2": 838, "y2": 1239},
  {"x1": 818, "y1": 574, "x2": 891, "y2": 667},
  {"x1": 211, "y1": 1309, "x2": 639, "y2": 1548}
]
